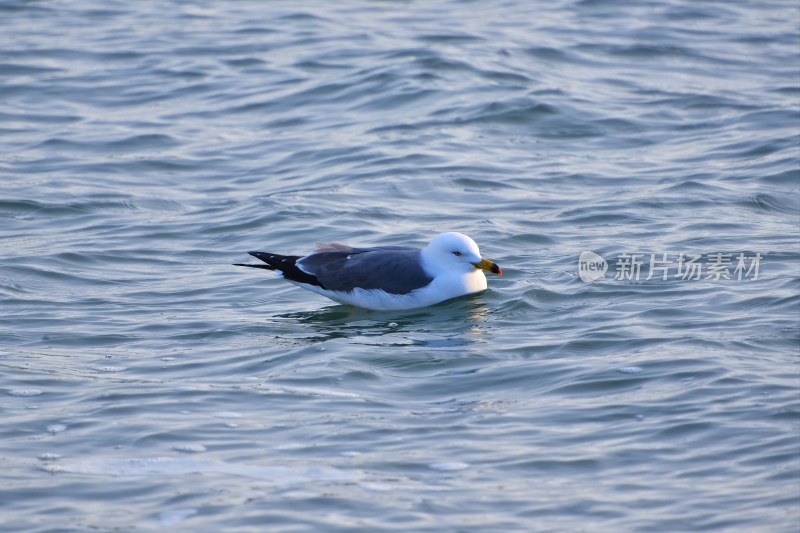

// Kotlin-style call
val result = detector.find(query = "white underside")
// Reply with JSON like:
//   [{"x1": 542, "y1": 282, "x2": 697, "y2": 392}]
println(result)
[{"x1": 283, "y1": 269, "x2": 488, "y2": 311}]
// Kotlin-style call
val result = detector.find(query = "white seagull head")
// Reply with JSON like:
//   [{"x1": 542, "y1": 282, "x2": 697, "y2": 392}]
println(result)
[{"x1": 422, "y1": 232, "x2": 502, "y2": 276}]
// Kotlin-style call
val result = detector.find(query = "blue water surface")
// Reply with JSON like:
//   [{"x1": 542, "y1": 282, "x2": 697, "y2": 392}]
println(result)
[{"x1": 1, "y1": 1, "x2": 798, "y2": 531}]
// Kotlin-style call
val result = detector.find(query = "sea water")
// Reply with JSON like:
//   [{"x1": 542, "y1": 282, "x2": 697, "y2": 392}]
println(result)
[{"x1": 1, "y1": 1, "x2": 798, "y2": 531}]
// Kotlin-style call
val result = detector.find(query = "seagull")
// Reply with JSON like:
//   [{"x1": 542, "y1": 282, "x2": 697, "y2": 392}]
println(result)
[{"x1": 234, "y1": 232, "x2": 502, "y2": 311}]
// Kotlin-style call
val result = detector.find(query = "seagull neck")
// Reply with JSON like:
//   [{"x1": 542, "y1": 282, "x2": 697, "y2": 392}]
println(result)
[{"x1": 418, "y1": 247, "x2": 437, "y2": 276}]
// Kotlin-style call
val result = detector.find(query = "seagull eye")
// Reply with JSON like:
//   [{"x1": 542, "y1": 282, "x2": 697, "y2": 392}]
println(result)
[{"x1": 452, "y1": 251, "x2": 462, "y2": 256}]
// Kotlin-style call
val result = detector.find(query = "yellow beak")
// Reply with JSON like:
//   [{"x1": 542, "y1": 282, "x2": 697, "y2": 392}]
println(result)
[{"x1": 472, "y1": 258, "x2": 502, "y2": 275}]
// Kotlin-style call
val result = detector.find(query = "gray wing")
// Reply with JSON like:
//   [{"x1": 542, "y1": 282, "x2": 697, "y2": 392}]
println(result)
[{"x1": 297, "y1": 247, "x2": 433, "y2": 294}]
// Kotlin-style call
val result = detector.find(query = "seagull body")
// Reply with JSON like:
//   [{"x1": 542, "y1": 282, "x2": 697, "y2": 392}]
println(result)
[{"x1": 235, "y1": 232, "x2": 502, "y2": 311}]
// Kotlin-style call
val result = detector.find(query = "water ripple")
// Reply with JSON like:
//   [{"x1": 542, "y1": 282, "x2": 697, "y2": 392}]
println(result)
[{"x1": 0, "y1": 0, "x2": 797, "y2": 531}]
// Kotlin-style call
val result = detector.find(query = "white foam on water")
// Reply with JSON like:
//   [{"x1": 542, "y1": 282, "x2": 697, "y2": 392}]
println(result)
[
  {"x1": 273, "y1": 443, "x2": 307, "y2": 451},
  {"x1": 212, "y1": 411, "x2": 243, "y2": 419},
  {"x1": 172, "y1": 443, "x2": 206, "y2": 453},
  {"x1": 46, "y1": 424, "x2": 67, "y2": 434},
  {"x1": 159, "y1": 508, "x2": 197, "y2": 527},
  {"x1": 8, "y1": 389, "x2": 43, "y2": 397},
  {"x1": 429, "y1": 462, "x2": 470, "y2": 471},
  {"x1": 279, "y1": 490, "x2": 319, "y2": 499},
  {"x1": 93, "y1": 366, "x2": 128, "y2": 373}
]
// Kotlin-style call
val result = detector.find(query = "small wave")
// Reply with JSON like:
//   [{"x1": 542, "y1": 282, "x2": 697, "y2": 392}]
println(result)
[
  {"x1": 48, "y1": 456, "x2": 356, "y2": 484},
  {"x1": 743, "y1": 192, "x2": 799, "y2": 214},
  {"x1": 35, "y1": 134, "x2": 179, "y2": 154},
  {"x1": 0, "y1": 63, "x2": 63, "y2": 76},
  {"x1": 0, "y1": 111, "x2": 80, "y2": 124}
]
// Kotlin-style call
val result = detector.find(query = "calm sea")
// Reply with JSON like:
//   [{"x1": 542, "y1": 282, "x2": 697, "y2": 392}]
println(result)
[{"x1": 1, "y1": 1, "x2": 798, "y2": 531}]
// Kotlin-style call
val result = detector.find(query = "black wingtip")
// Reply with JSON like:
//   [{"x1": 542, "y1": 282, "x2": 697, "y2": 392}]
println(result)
[
  {"x1": 248, "y1": 251, "x2": 274, "y2": 262},
  {"x1": 234, "y1": 263, "x2": 273, "y2": 269}
]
